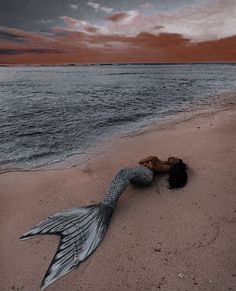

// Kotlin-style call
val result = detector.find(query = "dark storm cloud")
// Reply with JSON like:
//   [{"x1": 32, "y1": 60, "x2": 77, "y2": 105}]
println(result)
[
  {"x1": 0, "y1": 48, "x2": 65, "y2": 55},
  {"x1": 0, "y1": 27, "x2": 27, "y2": 43},
  {"x1": 0, "y1": 30, "x2": 26, "y2": 42}
]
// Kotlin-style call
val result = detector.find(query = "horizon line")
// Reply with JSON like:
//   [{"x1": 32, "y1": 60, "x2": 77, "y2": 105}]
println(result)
[{"x1": 1, "y1": 61, "x2": 236, "y2": 67}]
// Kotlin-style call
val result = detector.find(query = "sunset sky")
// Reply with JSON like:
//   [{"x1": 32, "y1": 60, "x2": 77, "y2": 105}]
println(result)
[{"x1": 0, "y1": 0, "x2": 236, "y2": 64}]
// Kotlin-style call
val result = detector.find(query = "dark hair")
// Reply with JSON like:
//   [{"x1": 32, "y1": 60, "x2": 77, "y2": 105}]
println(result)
[{"x1": 168, "y1": 159, "x2": 188, "y2": 189}]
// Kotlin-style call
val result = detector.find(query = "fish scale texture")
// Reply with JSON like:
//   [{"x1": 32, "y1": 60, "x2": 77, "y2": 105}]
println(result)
[
  {"x1": 21, "y1": 165, "x2": 154, "y2": 290},
  {"x1": 102, "y1": 166, "x2": 154, "y2": 209}
]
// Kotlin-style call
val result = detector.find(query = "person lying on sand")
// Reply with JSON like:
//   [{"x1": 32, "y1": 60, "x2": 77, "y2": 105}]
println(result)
[
  {"x1": 139, "y1": 156, "x2": 188, "y2": 189},
  {"x1": 20, "y1": 156, "x2": 188, "y2": 290}
]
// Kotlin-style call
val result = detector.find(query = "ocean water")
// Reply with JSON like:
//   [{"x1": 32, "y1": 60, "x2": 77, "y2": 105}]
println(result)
[{"x1": 0, "y1": 64, "x2": 236, "y2": 170}]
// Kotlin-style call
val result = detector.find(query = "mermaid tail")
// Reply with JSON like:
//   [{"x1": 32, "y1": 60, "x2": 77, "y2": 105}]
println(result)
[
  {"x1": 21, "y1": 165, "x2": 153, "y2": 289},
  {"x1": 20, "y1": 204, "x2": 112, "y2": 290}
]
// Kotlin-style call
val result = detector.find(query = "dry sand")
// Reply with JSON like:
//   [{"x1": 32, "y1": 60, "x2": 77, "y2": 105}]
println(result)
[{"x1": 0, "y1": 102, "x2": 236, "y2": 291}]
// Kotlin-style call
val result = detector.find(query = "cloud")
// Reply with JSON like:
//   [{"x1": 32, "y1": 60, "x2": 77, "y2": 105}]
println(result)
[
  {"x1": 1, "y1": 0, "x2": 236, "y2": 64},
  {"x1": 0, "y1": 29, "x2": 26, "y2": 43},
  {"x1": 0, "y1": 48, "x2": 64, "y2": 55},
  {"x1": 60, "y1": 16, "x2": 79, "y2": 26},
  {"x1": 60, "y1": 16, "x2": 89, "y2": 27},
  {"x1": 106, "y1": 11, "x2": 140, "y2": 23},
  {"x1": 68, "y1": 4, "x2": 79, "y2": 10},
  {"x1": 140, "y1": 3, "x2": 153, "y2": 9},
  {"x1": 1, "y1": 23, "x2": 236, "y2": 64},
  {"x1": 39, "y1": 19, "x2": 54, "y2": 24},
  {"x1": 100, "y1": 6, "x2": 113, "y2": 14},
  {"x1": 87, "y1": 2, "x2": 99, "y2": 10},
  {"x1": 61, "y1": 0, "x2": 236, "y2": 41},
  {"x1": 0, "y1": 26, "x2": 53, "y2": 44},
  {"x1": 158, "y1": 0, "x2": 236, "y2": 41},
  {"x1": 60, "y1": 16, "x2": 107, "y2": 34},
  {"x1": 87, "y1": 1, "x2": 113, "y2": 14},
  {"x1": 107, "y1": 0, "x2": 235, "y2": 40}
]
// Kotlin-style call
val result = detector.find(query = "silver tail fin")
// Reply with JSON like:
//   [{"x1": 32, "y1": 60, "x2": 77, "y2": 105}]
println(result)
[{"x1": 20, "y1": 203, "x2": 113, "y2": 290}]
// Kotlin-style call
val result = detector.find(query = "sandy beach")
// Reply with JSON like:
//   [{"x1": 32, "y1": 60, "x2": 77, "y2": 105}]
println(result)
[{"x1": 0, "y1": 101, "x2": 236, "y2": 291}]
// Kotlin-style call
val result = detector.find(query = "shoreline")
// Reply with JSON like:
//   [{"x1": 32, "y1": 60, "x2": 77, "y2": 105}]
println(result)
[
  {"x1": 1, "y1": 62, "x2": 236, "y2": 67},
  {"x1": 1, "y1": 90, "x2": 235, "y2": 175},
  {"x1": 0, "y1": 98, "x2": 235, "y2": 290}
]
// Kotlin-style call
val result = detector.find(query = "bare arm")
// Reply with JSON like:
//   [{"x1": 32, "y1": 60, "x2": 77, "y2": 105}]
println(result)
[
  {"x1": 150, "y1": 162, "x2": 170, "y2": 172},
  {"x1": 139, "y1": 156, "x2": 171, "y2": 172}
]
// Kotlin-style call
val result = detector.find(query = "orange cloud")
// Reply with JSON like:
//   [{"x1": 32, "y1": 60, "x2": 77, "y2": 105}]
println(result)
[
  {"x1": 0, "y1": 25, "x2": 235, "y2": 65},
  {"x1": 106, "y1": 11, "x2": 140, "y2": 25},
  {"x1": 107, "y1": 12, "x2": 133, "y2": 22}
]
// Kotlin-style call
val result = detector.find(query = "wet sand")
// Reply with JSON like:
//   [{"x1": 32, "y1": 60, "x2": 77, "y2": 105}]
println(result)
[{"x1": 0, "y1": 102, "x2": 236, "y2": 291}]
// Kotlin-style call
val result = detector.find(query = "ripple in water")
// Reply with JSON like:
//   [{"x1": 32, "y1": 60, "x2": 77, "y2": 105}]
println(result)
[{"x1": 0, "y1": 64, "x2": 236, "y2": 170}]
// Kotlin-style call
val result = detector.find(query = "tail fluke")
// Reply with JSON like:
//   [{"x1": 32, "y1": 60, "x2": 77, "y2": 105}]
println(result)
[{"x1": 20, "y1": 203, "x2": 113, "y2": 290}]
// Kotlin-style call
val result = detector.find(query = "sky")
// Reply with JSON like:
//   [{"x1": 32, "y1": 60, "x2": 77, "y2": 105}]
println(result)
[{"x1": 0, "y1": 0, "x2": 236, "y2": 64}]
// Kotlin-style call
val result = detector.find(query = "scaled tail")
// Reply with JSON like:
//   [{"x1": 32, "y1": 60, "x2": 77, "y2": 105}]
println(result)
[{"x1": 20, "y1": 203, "x2": 113, "y2": 290}]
